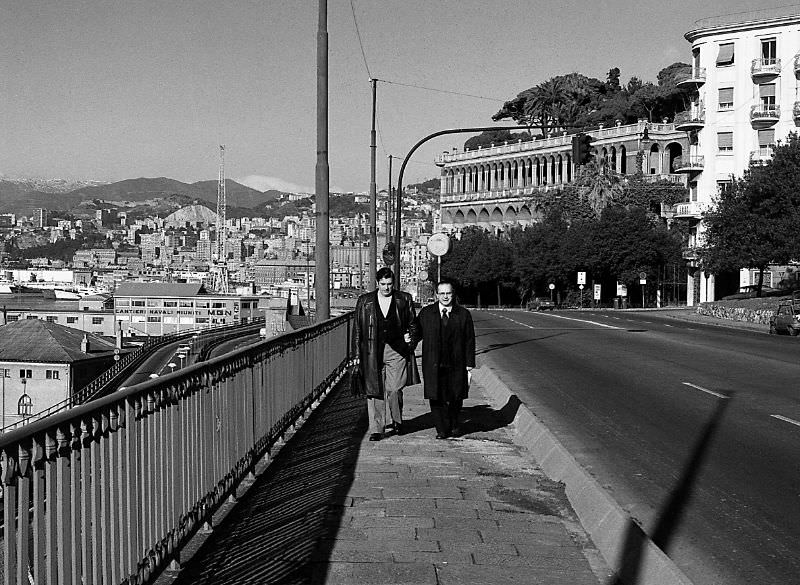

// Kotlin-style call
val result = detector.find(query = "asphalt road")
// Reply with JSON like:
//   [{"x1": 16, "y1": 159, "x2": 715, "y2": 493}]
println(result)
[{"x1": 472, "y1": 309, "x2": 800, "y2": 585}]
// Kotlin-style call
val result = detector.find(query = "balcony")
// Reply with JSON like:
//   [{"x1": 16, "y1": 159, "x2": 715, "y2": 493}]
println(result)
[
  {"x1": 682, "y1": 246, "x2": 701, "y2": 262},
  {"x1": 751, "y1": 58, "x2": 781, "y2": 79},
  {"x1": 750, "y1": 146, "x2": 775, "y2": 164},
  {"x1": 673, "y1": 155, "x2": 705, "y2": 174},
  {"x1": 674, "y1": 201, "x2": 706, "y2": 219},
  {"x1": 676, "y1": 67, "x2": 706, "y2": 89},
  {"x1": 674, "y1": 108, "x2": 705, "y2": 131},
  {"x1": 750, "y1": 104, "x2": 780, "y2": 126},
  {"x1": 794, "y1": 54, "x2": 800, "y2": 77},
  {"x1": 794, "y1": 101, "x2": 800, "y2": 121}
]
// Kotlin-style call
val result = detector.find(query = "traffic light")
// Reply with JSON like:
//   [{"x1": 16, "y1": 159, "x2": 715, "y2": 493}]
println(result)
[{"x1": 571, "y1": 133, "x2": 594, "y2": 165}]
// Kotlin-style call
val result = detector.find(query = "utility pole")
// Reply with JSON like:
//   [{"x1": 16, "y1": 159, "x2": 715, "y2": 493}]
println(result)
[
  {"x1": 315, "y1": 0, "x2": 330, "y2": 320},
  {"x1": 387, "y1": 155, "x2": 393, "y2": 240},
  {"x1": 369, "y1": 78, "x2": 378, "y2": 285}
]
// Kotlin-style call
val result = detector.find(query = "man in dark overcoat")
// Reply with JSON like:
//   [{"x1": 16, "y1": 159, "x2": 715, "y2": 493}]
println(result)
[
  {"x1": 414, "y1": 279, "x2": 475, "y2": 439},
  {"x1": 352, "y1": 267, "x2": 420, "y2": 441}
]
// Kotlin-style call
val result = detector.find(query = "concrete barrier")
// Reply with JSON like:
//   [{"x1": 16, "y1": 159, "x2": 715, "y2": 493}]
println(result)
[{"x1": 473, "y1": 364, "x2": 695, "y2": 585}]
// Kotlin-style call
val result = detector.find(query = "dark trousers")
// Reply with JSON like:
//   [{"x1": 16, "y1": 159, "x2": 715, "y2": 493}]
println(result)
[
  {"x1": 429, "y1": 398, "x2": 463, "y2": 436},
  {"x1": 429, "y1": 365, "x2": 462, "y2": 436}
]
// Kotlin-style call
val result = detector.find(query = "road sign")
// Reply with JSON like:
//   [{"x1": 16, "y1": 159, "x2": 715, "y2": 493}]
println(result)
[
  {"x1": 114, "y1": 348, "x2": 120, "y2": 355},
  {"x1": 639, "y1": 279, "x2": 647, "y2": 285},
  {"x1": 548, "y1": 283, "x2": 555, "y2": 290},
  {"x1": 427, "y1": 233, "x2": 450, "y2": 257},
  {"x1": 616, "y1": 282, "x2": 628, "y2": 297},
  {"x1": 418, "y1": 270, "x2": 428, "y2": 281},
  {"x1": 579, "y1": 284, "x2": 584, "y2": 290},
  {"x1": 577, "y1": 271, "x2": 586, "y2": 285},
  {"x1": 594, "y1": 284, "x2": 601, "y2": 300},
  {"x1": 639, "y1": 271, "x2": 647, "y2": 280}
]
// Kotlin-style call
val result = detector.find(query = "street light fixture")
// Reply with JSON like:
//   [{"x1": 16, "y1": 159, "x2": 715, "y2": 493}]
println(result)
[{"x1": 393, "y1": 124, "x2": 535, "y2": 289}]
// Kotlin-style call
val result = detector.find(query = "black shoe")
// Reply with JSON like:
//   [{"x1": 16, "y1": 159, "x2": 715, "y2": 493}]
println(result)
[
  {"x1": 451, "y1": 426, "x2": 462, "y2": 437},
  {"x1": 369, "y1": 433, "x2": 382, "y2": 441},
  {"x1": 435, "y1": 432, "x2": 449, "y2": 440},
  {"x1": 393, "y1": 423, "x2": 404, "y2": 436}
]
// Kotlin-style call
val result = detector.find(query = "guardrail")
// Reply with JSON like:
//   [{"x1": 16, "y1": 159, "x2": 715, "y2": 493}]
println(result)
[{"x1": 0, "y1": 313, "x2": 352, "y2": 584}]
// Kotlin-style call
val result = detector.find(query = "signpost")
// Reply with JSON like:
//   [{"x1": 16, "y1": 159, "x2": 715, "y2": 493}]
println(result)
[
  {"x1": 639, "y1": 271, "x2": 647, "y2": 308},
  {"x1": 427, "y1": 233, "x2": 451, "y2": 282},
  {"x1": 548, "y1": 282, "x2": 555, "y2": 303},
  {"x1": 577, "y1": 272, "x2": 586, "y2": 308}
]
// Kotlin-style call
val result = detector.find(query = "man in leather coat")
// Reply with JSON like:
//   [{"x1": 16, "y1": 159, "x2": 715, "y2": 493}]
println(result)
[{"x1": 352, "y1": 267, "x2": 420, "y2": 441}]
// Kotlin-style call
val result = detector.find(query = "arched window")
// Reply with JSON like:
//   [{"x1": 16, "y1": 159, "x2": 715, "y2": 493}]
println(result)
[{"x1": 18, "y1": 394, "x2": 33, "y2": 417}]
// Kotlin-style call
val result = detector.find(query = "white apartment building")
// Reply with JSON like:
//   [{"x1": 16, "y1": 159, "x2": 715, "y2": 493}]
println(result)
[{"x1": 678, "y1": 10, "x2": 800, "y2": 304}]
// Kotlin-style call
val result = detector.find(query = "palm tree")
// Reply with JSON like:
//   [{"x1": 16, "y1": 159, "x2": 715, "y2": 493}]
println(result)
[
  {"x1": 524, "y1": 78, "x2": 567, "y2": 137},
  {"x1": 571, "y1": 158, "x2": 625, "y2": 215}
]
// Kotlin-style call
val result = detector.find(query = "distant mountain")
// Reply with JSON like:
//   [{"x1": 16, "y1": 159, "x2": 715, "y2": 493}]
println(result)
[{"x1": 0, "y1": 176, "x2": 290, "y2": 216}]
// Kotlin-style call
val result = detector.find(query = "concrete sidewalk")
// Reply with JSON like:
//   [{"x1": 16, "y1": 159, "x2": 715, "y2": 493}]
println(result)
[{"x1": 160, "y1": 374, "x2": 610, "y2": 585}]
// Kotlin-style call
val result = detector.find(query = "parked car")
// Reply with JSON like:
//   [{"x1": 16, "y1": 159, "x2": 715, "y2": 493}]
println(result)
[
  {"x1": 527, "y1": 297, "x2": 556, "y2": 311},
  {"x1": 769, "y1": 301, "x2": 800, "y2": 335}
]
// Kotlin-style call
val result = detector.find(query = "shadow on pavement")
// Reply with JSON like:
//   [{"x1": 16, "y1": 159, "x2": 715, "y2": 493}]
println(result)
[
  {"x1": 609, "y1": 394, "x2": 732, "y2": 585},
  {"x1": 169, "y1": 381, "x2": 366, "y2": 585},
  {"x1": 401, "y1": 394, "x2": 521, "y2": 438}
]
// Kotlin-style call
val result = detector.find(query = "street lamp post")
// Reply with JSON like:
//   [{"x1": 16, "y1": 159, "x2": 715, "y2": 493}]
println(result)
[{"x1": 393, "y1": 125, "x2": 535, "y2": 289}]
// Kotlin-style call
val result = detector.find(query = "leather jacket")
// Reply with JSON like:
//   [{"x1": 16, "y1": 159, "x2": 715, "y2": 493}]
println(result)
[{"x1": 352, "y1": 290, "x2": 420, "y2": 397}]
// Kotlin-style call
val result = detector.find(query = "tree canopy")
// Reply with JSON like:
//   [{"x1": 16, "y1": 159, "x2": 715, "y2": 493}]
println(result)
[{"x1": 490, "y1": 63, "x2": 692, "y2": 138}]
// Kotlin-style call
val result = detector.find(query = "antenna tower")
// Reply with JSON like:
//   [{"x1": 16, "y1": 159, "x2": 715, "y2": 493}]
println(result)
[{"x1": 213, "y1": 145, "x2": 229, "y2": 293}]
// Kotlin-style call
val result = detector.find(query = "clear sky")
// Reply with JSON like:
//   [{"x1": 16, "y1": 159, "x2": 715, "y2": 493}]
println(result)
[{"x1": 2, "y1": 0, "x2": 799, "y2": 193}]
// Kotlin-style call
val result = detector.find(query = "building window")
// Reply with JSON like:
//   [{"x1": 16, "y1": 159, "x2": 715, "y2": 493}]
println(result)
[
  {"x1": 211, "y1": 302, "x2": 224, "y2": 309},
  {"x1": 717, "y1": 180, "x2": 733, "y2": 196},
  {"x1": 19, "y1": 369, "x2": 32, "y2": 379},
  {"x1": 717, "y1": 131, "x2": 734, "y2": 153},
  {"x1": 116, "y1": 299, "x2": 130, "y2": 307},
  {"x1": 146, "y1": 299, "x2": 160, "y2": 307},
  {"x1": 46, "y1": 370, "x2": 60, "y2": 380},
  {"x1": 26, "y1": 315, "x2": 38, "y2": 320},
  {"x1": 18, "y1": 394, "x2": 33, "y2": 416},
  {"x1": 147, "y1": 316, "x2": 161, "y2": 322},
  {"x1": 758, "y1": 128, "x2": 776, "y2": 148},
  {"x1": 6, "y1": 315, "x2": 18, "y2": 322},
  {"x1": 179, "y1": 301, "x2": 193, "y2": 308},
  {"x1": 46, "y1": 316, "x2": 58, "y2": 323},
  {"x1": 718, "y1": 87, "x2": 734, "y2": 110},
  {"x1": 132, "y1": 300, "x2": 145, "y2": 307},
  {"x1": 92, "y1": 317, "x2": 104, "y2": 325},
  {"x1": 716, "y1": 42, "x2": 734, "y2": 66},
  {"x1": 759, "y1": 83, "x2": 776, "y2": 107},
  {"x1": 67, "y1": 317, "x2": 78, "y2": 324},
  {"x1": 0, "y1": 368, "x2": 9, "y2": 378},
  {"x1": 761, "y1": 38, "x2": 777, "y2": 62},
  {"x1": 163, "y1": 301, "x2": 178, "y2": 308}
]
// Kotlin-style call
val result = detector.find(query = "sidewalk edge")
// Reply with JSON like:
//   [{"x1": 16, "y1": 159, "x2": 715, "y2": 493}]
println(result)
[{"x1": 473, "y1": 365, "x2": 695, "y2": 585}]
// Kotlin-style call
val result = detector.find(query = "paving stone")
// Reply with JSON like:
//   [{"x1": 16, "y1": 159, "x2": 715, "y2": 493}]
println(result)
[
  {"x1": 324, "y1": 538, "x2": 440, "y2": 553},
  {"x1": 382, "y1": 486, "x2": 463, "y2": 499},
  {"x1": 392, "y1": 551, "x2": 473, "y2": 564},
  {"x1": 415, "y1": 528, "x2": 482, "y2": 544},
  {"x1": 431, "y1": 516, "x2": 498, "y2": 531},
  {"x1": 349, "y1": 516, "x2": 435, "y2": 529},
  {"x1": 323, "y1": 561, "x2": 437, "y2": 585},
  {"x1": 437, "y1": 541, "x2": 518, "y2": 555}
]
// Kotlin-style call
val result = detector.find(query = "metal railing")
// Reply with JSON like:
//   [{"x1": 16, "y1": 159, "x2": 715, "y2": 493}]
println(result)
[
  {"x1": 750, "y1": 104, "x2": 780, "y2": 122},
  {"x1": 751, "y1": 57, "x2": 781, "y2": 77},
  {"x1": 0, "y1": 313, "x2": 352, "y2": 585}
]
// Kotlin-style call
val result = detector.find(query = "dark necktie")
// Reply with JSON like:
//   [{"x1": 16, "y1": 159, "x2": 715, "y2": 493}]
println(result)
[{"x1": 441, "y1": 308, "x2": 449, "y2": 327}]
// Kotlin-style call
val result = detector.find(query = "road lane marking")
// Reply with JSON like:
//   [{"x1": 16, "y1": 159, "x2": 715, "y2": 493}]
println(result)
[
  {"x1": 529, "y1": 313, "x2": 622, "y2": 329},
  {"x1": 682, "y1": 382, "x2": 728, "y2": 399},
  {"x1": 664, "y1": 324, "x2": 673, "y2": 327},
  {"x1": 771, "y1": 414, "x2": 800, "y2": 428}
]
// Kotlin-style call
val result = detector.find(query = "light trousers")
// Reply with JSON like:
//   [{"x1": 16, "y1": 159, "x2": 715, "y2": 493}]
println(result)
[{"x1": 366, "y1": 344, "x2": 407, "y2": 434}]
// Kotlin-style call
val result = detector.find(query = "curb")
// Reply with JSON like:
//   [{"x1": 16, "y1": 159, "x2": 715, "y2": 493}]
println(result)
[{"x1": 473, "y1": 365, "x2": 695, "y2": 585}]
